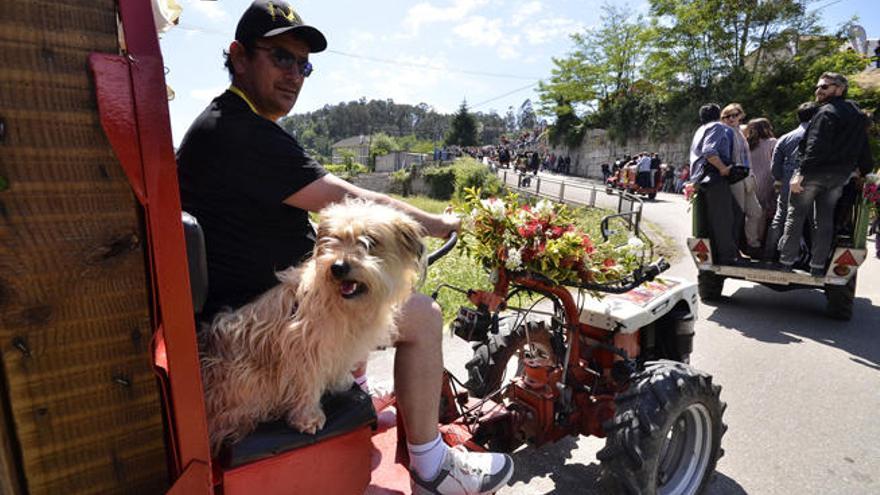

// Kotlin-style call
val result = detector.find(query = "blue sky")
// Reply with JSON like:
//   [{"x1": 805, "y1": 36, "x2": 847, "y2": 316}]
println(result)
[{"x1": 160, "y1": 0, "x2": 880, "y2": 145}]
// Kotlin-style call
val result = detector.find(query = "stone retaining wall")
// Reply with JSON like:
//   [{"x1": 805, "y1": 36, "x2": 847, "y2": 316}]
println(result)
[{"x1": 549, "y1": 128, "x2": 693, "y2": 179}]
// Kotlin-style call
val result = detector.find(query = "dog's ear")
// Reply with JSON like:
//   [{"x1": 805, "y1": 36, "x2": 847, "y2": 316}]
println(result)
[{"x1": 394, "y1": 217, "x2": 426, "y2": 262}]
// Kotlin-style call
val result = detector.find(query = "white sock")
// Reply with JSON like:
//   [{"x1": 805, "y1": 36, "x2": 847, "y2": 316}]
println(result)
[
  {"x1": 354, "y1": 374, "x2": 369, "y2": 393},
  {"x1": 408, "y1": 433, "x2": 448, "y2": 480}
]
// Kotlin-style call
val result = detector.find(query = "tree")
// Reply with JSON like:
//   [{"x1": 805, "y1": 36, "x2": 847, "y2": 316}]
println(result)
[
  {"x1": 518, "y1": 99, "x2": 537, "y2": 131},
  {"x1": 503, "y1": 106, "x2": 518, "y2": 134},
  {"x1": 538, "y1": 3, "x2": 650, "y2": 142},
  {"x1": 446, "y1": 100, "x2": 479, "y2": 146},
  {"x1": 645, "y1": 0, "x2": 819, "y2": 90},
  {"x1": 537, "y1": 0, "x2": 837, "y2": 142}
]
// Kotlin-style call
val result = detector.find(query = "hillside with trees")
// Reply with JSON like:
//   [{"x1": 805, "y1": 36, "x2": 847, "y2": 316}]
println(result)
[
  {"x1": 280, "y1": 98, "x2": 523, "y2": 162},
  {"x1": 538, "y1": 0, "x2": 879, "y2": 146}
]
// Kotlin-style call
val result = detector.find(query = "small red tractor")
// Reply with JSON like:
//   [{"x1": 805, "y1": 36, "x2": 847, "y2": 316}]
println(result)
[{"x1": 606, "y1": 163, "x2": 665, "y2": 200}]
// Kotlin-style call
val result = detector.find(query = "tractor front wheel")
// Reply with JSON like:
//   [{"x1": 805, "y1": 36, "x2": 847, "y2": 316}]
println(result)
[
  {"x1": 464, "y1": 320, "x2": 556, "y2": 399},
  {"x1": 598, "y1": 361, "x2": 726, "y2": 495}
]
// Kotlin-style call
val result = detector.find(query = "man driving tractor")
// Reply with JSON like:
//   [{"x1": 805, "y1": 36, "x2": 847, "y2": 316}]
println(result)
[{"x1": 175, "y1": 1, "x2": 514, "y2": 493}]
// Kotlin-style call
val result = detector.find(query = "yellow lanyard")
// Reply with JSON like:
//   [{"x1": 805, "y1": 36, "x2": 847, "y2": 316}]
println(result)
[{"x1": 228, "y1": 85, "x2": 258, "y2": 114}]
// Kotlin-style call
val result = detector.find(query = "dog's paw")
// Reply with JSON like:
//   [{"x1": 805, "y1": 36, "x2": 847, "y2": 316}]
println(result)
[{"x1": 288, "y1": 407, "x2": 326, "y2": 435}]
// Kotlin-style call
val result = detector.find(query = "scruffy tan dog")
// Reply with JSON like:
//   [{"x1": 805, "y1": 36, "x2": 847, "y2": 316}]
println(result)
[{"x1": 200, "y1": 198, "x2": 425, "y2": 453}]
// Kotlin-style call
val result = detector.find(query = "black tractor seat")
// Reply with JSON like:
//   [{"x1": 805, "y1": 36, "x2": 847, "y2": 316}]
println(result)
[{"x1": 180, "y1": 212, "x2": 377, "y2": 468}]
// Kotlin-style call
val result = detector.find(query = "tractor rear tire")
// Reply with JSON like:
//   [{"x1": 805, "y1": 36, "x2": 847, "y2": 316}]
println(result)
[
  {"x1": 697, "y1": 270, "x2": 724, "y2": 301},
  {"x1": 598, "y1": 361, "x2": 726, "y2": 495},
  {"x1": 825, "y1": 275, "x2": 856, "y2": 321},
  {"x1": 464, "y1": 320, "x2": 555, "y2": 399}
]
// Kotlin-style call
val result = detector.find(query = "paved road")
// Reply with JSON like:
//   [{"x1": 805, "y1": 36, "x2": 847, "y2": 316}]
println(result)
[{"x1": 369, "y1": 171, "x2": 880, "y2": 494}]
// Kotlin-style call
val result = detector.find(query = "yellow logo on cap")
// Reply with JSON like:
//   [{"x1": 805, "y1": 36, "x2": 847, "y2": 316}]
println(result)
[{"x1": 267, "y1": 1, "x2": 301, "y2": 24}]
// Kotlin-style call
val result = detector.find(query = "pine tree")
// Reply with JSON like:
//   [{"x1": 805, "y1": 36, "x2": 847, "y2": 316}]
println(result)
[{"x1": 445, "y1": 100, "x2": 478, "y2": 146}]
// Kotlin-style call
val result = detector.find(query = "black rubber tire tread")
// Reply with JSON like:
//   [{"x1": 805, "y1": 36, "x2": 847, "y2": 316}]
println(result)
[
  {"x1": 598, "y1": 360, "x2": 726, "y2": 495},
  {"x1": 825, "y1": 274, "x2": 856, "y2": 321},
  {"x1": 697, "y1": 270, "x2": 724, "y2": 302},
  {"x1": 464, "y1": 320, "x2": 555, "y2": 398}
]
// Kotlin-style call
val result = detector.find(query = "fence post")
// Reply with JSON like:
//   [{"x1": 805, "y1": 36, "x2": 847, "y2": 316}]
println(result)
[
  {"x1": 559, "y1": 181, "x2": 565, "y2": 203},
  {"x1": 635, "y1": 205, "x2": 642, "y2": 235},
  {"x1": 535, "y1": 177, "x2": 541, "y2": 196},
  {"x1": 590, "y1": 187, "x2": 597, "y2": 207}
]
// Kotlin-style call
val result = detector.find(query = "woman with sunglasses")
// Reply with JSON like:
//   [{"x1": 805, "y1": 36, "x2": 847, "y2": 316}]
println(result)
[{"x1": 721, "y1": 103, "x2": 764, "y2": 257}]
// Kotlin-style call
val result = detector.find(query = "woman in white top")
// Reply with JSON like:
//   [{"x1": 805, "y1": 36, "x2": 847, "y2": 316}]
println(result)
[{"x1": 721, "y1": 103, "x2": 764, "y2": 255}]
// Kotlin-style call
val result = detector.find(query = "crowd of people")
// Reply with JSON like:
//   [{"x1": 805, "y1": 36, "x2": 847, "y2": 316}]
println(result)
[{"x1": 688, "y1": 71, "x2": 874, "y2": 272}]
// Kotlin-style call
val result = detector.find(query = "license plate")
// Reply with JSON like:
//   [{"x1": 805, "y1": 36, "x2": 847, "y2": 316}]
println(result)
[{"x1": 743, "y1": 270, "x2": 793, "y2": 285}]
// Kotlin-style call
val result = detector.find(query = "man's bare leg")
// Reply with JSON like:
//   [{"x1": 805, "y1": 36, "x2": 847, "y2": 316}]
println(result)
[
  {"x1": 395, "y1": 293, "x2": 515, "y2": 493},
  {"x1": 394, "y1": 293, "x2": 443, "y2": 444}
]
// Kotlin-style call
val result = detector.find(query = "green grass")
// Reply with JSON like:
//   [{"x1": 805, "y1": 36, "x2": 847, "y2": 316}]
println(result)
[{"x1": 392, "y1": 195, "x2": 659, "y2": 322}]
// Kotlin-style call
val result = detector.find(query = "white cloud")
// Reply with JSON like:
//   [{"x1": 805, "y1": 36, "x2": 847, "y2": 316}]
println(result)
[
  {"x1": 525, "y1": 17, "x2": 584, "y2": 45},
  {"x1": 190, "y1": 86, "x2": 227, "y2": 103},
  {"x1": 497, "y1": 38, "x2": 521, "y2": 60},
  {"x1": 402, "y1": 0, "x2": 491, "y2": 36},
  {"x1": 453, "y1": 16, "x2": 504, "y2": 46},
  {"x1": 347, "y1": 29, "x2": 377, "y2": 50},
  {"x1": 510, "y1": 1, "x2": 543, "y2": 27},
  {"x1": 184, "y1": 0, "x2": 230, "y2": 22}
]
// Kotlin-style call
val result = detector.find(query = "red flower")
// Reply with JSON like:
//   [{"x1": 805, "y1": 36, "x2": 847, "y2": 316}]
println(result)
[
  {"x1": 603, "y1": 258, "x2": 616, "y2": 268},
  {"x1": 581, "y1": 235, "x2": 594, "y2": 253}
]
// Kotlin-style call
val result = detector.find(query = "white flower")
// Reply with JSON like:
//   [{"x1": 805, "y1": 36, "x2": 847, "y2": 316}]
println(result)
[
  {"x1": 627, "y1": 237, "x2": 645, "y2": 249},
  {"x1": 534, "y1": 199, "x2": 555, "y2": 217},
  {"x1": 505, "y1": 248, "x2": 523, "y2": 270},
  {"x1": 481, "y1": 198, "x2": 506, "y2": 220},
  {"x1": 461, "y1": 209, "x2": 478, "y2": 230},
  {"x1": 516, "y1": 208, "x2": 532, "y2": 225},
  {"x1": 866, "y1": 173, "x2": 880, "y2": 185}
]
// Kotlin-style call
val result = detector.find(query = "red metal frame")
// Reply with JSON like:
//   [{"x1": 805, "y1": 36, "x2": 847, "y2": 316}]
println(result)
[
  {"x1": 460, "y1": 269, "x2": 628, "y2": 445},
  {"x1": 88, "y1": 0, "x2": 212, "y2": 491}
]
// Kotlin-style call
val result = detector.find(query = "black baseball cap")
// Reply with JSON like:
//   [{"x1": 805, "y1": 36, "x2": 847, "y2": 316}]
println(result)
[{"x1": 235, "y1": 0, "x2": 327, "y2": 53}]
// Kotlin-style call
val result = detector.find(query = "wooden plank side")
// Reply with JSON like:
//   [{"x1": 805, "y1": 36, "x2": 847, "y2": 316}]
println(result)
[{"x1": 0, "y1": 1, "x2": 169, "y2": 493}]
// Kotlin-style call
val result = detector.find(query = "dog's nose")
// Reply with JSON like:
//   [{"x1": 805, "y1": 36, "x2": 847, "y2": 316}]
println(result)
[{"x1": 330, "y1": 260, "x2": 350, "y2": 279}]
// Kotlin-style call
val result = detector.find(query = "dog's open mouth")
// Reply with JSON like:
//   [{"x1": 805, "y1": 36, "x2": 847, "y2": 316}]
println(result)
[{"x1": 340, "y1": 280, "x2": 367, "y2": 299}]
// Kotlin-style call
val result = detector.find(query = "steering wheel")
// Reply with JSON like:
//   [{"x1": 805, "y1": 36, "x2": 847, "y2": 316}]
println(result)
[{"x1": 427, "y1": 232, "x2": 458, "y2": 266}]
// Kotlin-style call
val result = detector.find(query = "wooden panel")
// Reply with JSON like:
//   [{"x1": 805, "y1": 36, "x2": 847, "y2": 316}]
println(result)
[{"x1": 0, "y1": 1, "x2": 169, "y2": 493}]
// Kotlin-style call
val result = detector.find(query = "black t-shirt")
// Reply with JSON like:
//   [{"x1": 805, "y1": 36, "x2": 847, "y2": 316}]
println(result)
[{"x1": 177, "y1": 90, "x2": 327, "y2": 320}]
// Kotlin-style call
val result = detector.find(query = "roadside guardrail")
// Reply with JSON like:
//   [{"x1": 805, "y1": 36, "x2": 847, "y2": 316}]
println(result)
[{"x1": 496, "y1": 169, "x2": 643, "y2": 235}]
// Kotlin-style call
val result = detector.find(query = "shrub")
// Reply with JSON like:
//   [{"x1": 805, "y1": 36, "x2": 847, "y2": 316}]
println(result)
[
  {"x1": 324, "y1": 162, "x2": 368, "y2": 180},
  {"x1": 422, "y1": 165, "x2": 456, "y2": 199},
  {"x1": 419, "y1": 158, "x2": 503, "y2": 200},
  {"x1": 390, "y1": 167, "x2": 415, "y2": 196},
  {"x1": 451, "y1": 158, "x2": 503, "y2": 201}
]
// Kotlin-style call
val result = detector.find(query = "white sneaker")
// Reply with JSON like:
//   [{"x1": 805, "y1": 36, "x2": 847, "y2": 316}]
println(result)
[
  {"x1": 410, "y1": 446, "x2": 514, "y2": 495},
  {"x1": 368, "y1": 381, "x2": 396, "y2": 412}
]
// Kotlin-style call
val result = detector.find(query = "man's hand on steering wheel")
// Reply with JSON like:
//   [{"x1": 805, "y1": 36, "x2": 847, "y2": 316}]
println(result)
[{"x1": 428, "y1": 208, "x2": 461, "y2": 239}]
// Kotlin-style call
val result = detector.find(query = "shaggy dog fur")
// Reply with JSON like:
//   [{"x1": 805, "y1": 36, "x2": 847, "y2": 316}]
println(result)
[{"x1": 200, "y1": 199, "x2": 425, "y2": 453}]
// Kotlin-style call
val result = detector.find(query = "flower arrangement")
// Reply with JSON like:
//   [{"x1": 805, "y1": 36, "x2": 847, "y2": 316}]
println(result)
[
  {"x1": 455, "y1": 188, "x2": 646, "y2": 287},
  {"x1": 864, "y1": 173, "x2": 880, "y2": 213}
]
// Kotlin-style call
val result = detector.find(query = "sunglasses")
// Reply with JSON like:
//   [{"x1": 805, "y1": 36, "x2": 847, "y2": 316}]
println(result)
[
  {"x1": 253, "y1": 46, "x2": 313, "y2": 77},
  {"x1": 815, "y1": 83, "x2": 837, "y2": 90},
  {"x1": 722, "y1": 112, "x2": 742, "y2": 120}
]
